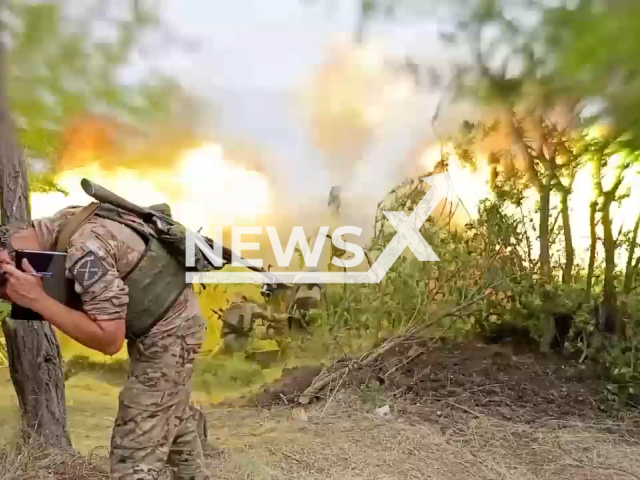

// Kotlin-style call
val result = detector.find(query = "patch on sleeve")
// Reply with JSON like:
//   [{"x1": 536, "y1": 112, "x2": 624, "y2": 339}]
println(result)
[{"x1": 69, "y1": 250, "x2": 109, "y2": 290}]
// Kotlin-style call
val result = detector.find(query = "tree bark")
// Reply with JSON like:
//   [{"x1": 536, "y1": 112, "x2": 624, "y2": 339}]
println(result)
[
  {"x1": 600, "y1": 194, "x2": 621, "y2": 335},
  {"x1": 602, "y1": 196, "x2": 617, "y2": 306},
  {"x1": 586, "y1": 200, "x2": 597, "y2": 299},
  {"x1": 560, "y1": 190, "x2": 574, "y2": 285},
  {"x1": 539, "y1": 178, "x2": 554, "y2": 353},
  {"x1": 2, "y1": 321, "x2": 71, "y2": 448},
  {"x1": 0, "y1": 29, "x2": 71, "y2": 449},
  {"x1": 623, "y1": 209, "x2": 640, "y2": 294},
  {"x1": 539, "y1": 181, "x2": 552, "y2": 284},
  {"x1": 507, "y1": 114, "x2": 557, "y2": 351}
]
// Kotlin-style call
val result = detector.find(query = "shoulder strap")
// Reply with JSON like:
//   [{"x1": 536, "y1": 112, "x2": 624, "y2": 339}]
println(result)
[
  {"x1": 55, "y1": 202, "x2": 154, "y2": 281},
  {"x1": 55, "y1": 202, "x2": 101, "y2": 252},
  {"x1": 91, "y1": 206, "x2": 154, "y2": 242}
]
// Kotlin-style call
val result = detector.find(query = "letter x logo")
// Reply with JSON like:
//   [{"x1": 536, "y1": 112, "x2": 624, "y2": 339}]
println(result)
[
  {"x1": 185, "y1": 172, "x2": 458, "y2": 284},
  {"x1": 70, "y1": 251, "x2": 108, "y2": 289},
  {"x1": 369, "y1": 173, "x2": 455, "y2": 281}
]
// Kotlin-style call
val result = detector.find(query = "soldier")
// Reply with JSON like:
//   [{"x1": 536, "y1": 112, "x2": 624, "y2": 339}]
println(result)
[
  {"x1": 220, "y1": 296, "x2": 267, "y2": 353},
  {"x1": 0, "y1": 205, "x2": 208, "y2": 480}
]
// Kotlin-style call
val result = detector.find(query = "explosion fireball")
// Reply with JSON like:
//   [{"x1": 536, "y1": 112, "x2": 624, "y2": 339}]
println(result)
[
  {"x1": 31, "y1": 143, "x2": 271, "y2": 235},
  {"x1": 420, "y1": 142, "x2": 640, "y2": 267}
]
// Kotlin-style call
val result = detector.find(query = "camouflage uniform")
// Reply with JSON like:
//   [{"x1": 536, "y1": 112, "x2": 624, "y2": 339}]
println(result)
[
  {"x1": 33, "y1": 206, "x2": 207, "y2": 479},
  {"x1": 220, "y1": 298, "x2": 266, "y2": 352}
]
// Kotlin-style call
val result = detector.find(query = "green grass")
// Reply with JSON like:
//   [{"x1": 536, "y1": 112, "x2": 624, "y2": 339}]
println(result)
[
  {"x1": 0, "y1": 348, "x2": 291, "y2": 453},
  {"x1": 0, "y1": 369, "x2": 119, "y2": 454},
  {"x1": 0, "y1": 304, "x2": 375, "y2": 455}
]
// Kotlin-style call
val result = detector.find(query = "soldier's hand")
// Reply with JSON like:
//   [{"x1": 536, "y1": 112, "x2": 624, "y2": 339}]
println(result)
[{"x1": 1, "y1": 259, "x2": 46, "y2": 310}]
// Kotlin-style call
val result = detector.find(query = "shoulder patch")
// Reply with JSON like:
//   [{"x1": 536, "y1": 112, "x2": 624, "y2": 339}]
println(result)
[{"x1": 69, "y1": 250, "x2": 108, "y2": 290}]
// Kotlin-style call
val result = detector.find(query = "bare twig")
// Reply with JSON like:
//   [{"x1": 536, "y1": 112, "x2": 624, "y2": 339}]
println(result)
[
  {"x1": 383, "y1": 348, "x2": 426, "y2": 378},
  {"x1": 321, "y1": 369, "x2": 349, "y2": 416},
  {"x1": 298, "y1": 279, "x2": 506, "y2": 404},
  {"x1": 566, "y1": 460, "x2": 640, "y2": 480},
  {"x1": 443, "y1": 400, "x2": 487, "y2": 419},
  {"x1": 402, "y1": 297, "x2": 425, "y2": 331}
]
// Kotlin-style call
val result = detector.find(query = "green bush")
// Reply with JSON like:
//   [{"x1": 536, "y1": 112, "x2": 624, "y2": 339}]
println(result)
[{"x1": 193, "y1": 354, "x2": 266, "y2": 395}]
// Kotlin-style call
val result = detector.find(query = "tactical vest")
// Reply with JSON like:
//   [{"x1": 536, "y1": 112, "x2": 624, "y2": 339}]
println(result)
[{"x1": 55, "y1": 203, "x2": 188, "y2": 340}]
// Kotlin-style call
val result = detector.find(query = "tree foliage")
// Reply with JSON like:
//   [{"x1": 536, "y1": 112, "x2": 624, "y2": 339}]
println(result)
[
  {"x1": 294, "y1": 0, "x2": 640, "y2": 401},
  {"x1": 0, "y1": 0, "x2": 192, "y2": 448},
  {"x1": 4, "y1": 0, "x2": 188, "y2": 192},
  {"x1": 540, "y1": 1, "x2": 640, "y2": 144}
]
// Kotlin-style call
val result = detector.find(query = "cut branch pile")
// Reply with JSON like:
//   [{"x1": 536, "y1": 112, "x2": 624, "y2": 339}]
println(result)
[{"x1": 298, "y1": 283, "x2": 501, "y2": 405}]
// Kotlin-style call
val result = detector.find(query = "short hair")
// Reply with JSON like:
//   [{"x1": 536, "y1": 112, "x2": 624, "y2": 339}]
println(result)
[
  {"x1": 0, "y1": 225, "x2": 12, "y2": 252},
  {"x1": 0, "y1": 222, "x2": 30, "y2": 256}
]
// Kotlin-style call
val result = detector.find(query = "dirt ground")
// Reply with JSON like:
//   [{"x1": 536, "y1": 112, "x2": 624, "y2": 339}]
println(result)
[
  {"x1": 204, "y1": 395, "x2": 640, "y2": 480},
  {"x1": 353, "y1": 339, "x2": 637, "y2": 425},
  {"x1": 2, "y1": 340, "x2": 640, "y2": 479},
  {"x1": 227, "y1": 340, "x2": 640, "y2": 479}
]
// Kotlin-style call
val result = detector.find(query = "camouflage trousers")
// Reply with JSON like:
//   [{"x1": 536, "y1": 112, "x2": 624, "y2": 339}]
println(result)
[{"x1": 110, "y1": 313, "x2": 208, "y2": 480}]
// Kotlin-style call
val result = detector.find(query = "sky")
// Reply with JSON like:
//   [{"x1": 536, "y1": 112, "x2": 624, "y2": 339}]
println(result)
[
  {"x1": 132, "y1": 0, "x2": 474, "y2": 233},
  {"x1": 158, "y1": 0, "x2": 441, "y2": 90}
]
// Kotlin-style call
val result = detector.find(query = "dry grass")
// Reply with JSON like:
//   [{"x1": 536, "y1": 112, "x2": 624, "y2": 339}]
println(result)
[
  {"x1": 2, "y1": 359, "x2": 640, "y2": 480},
  {"x1": 1, "y1": 392, "x2": 639, "y2": 480},
  {"x1": 0, "y1": 442, "x2": 109, "y2": 480},
  {"x1": 0, "y1": 442, "x2": 190, "y2": 480},
  {"x1": 203, "y1": 393, "x2": 640, "y2": 480}
]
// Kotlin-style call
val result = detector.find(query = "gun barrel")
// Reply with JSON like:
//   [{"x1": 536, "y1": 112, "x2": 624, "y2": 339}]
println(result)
[
  {"x1": 81, "y1": 178, "x2": 272, "y2": 277},
  {"x1": 81, "y1": 178, "x2": 156, "y2": 220},
  {"x1": 200, "y1": 236, "x2": 268, "y2": 275}
]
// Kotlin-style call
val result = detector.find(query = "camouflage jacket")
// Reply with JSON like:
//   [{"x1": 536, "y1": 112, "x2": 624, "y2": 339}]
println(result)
[{"x1": 33, "y1": 206, "x2": 200, "y2": 327}]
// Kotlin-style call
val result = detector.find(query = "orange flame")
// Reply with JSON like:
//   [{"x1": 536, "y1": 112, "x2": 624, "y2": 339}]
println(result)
[{"x1": 31, "y1": 116, "x2": 271, "y2": 233}]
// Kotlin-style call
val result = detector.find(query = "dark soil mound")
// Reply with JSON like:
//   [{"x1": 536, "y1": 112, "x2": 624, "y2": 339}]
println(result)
[
  {"x1": 250, "y1": 339, "x2": 640, "y2": 428},
  {"x1": 251, "y1": 365, "x2": 323, "y2": 407},
  {"x1": 358, "y1": 340, "x2": 637, "y2": 425}
]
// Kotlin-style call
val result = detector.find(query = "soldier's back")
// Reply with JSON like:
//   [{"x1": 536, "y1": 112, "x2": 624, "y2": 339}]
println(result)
[{"x1": 33, "y1": 205, "x2": 201, "y2": 331}]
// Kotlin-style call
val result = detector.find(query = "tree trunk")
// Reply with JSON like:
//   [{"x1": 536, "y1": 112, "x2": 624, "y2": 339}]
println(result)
[
  {"x1": 602, "y1": 197, "x2": 617, "y2": 306},
  {"x1": 623, "y1": 208, "x2": 640, "y2": 294},
  {"x1": 586, "y1": 200, "x2": 597, "y2": 299},
  {"x1": 560, "y1": 191, "x2": 574, "y2": 285},
  {"x1": 2, "y1": 322, "x2": 72, "y2": 448},
  {"x1": 539, "y1": 179, "x2": 554, "y2": 353},
  {"x1": 600, "y1": 195, "x2": 621, "y2": 335},
  {"x1": 0, "y1": 33, "x2": 71, "y2": 449},
  {"x1": 539, "y1": 182, "x2": 552, "y2": 283}
]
